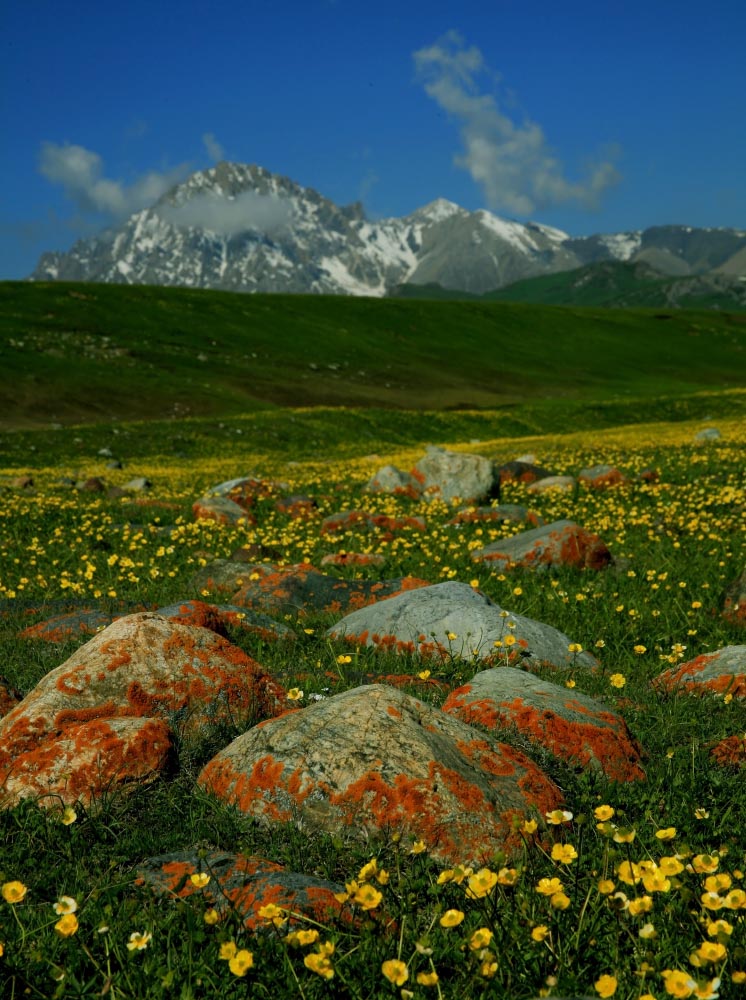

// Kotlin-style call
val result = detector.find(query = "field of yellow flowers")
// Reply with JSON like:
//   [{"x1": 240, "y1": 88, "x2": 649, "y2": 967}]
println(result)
[{"x1": 1, "y1": 411, "x2": 746, "y2": 999}]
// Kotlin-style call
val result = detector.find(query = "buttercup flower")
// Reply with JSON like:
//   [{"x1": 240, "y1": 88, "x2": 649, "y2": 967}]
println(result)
[
  {"x1": 469, "y1": 927, "x2": 493, "y2": 950},
  {"x1": 466, "y1": 868, "x2": 498, "y2": 898},
  {"x1": 228, "y1": 949, "x2": 254, "y2": 976},
  {"x1": 545, "y1": 809, "x2": 573, "y2": 825},
  {"x1": 54, "y1": 913, "x2": 79, "y2": 937},
  {"x1": 594, "y1": 805, "x2": 615, "y2": 821},
  {"x1": 531, "y1": 925, "x2": 550, "y2": 942},
  {"x1": 439, "y1": 909, "x2": 465, "y2": 927},
  {"x1": 595, "y1": 974, "x2": 618, "y2": 997},
  {"x1": 1, "y1": 882, "x2": 27, "y2": 904},
  {"x1": 190, "y1": 872, "x2": 210, "y2": 888},
  {"x1": 551, "y1": 843, "x2": 578, "y2": 864},
  {"x1": 61, "y1": 806, "x2": 77, "y2": 826},
  {"x1": 610, "y1": 673, "x2": 626, "y2": 689},
  {"x1": 381, "y1": 959, "x2": 408, "y2": 985},
  {"x1": 417, "y1": 971, "x2": 439, "y2": 986}
]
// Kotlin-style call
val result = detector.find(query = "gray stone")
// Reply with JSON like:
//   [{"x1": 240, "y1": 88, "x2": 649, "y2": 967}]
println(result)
[
  {"x1": 413, "y1": 446, "x2": 500, "y2": 504},
  {"x1": 327, "y1": 581, "x2": 597, "y2": 670},
  {"x1": 471, "y1": 519, "x2": 612, "y2": 571}
]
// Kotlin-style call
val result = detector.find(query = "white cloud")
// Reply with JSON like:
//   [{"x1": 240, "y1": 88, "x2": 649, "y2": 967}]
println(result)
[
  {"x1": 158, "y1": 190, "x2": 293, "y2": 236},
  {"x1": 38, "y1": 142, "x2": 189, "y2": 219},
  {"x1": 413, "y1": 31, "x2": 620, "y2": 216},
  {"x1": 202, "y1": 132, "x2": 224, "y2": 163}
]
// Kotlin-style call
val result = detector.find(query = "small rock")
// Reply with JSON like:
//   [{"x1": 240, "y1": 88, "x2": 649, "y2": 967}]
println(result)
[
  {"x1": 471, "y1": 519, "x2": 612, "y2": 571},
  {"x1": 527, "y1": 475, "x2": 576, "y2": 494},
  {"x1": 578, "y1": 465, "x2": 626, "y2": 489},
  {"x1": 654, "y1": 646, "x2": 746, "y2": 697}
]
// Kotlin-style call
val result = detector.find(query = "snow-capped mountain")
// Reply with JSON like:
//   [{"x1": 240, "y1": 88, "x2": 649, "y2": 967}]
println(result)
[{"x1": 30, "y1": 162, "x2": 746, "y2": 296}]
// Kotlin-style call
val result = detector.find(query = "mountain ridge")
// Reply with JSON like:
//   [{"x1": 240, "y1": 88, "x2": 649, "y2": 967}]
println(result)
[{"x1": 30, "y1": 162, "x2": 746, "y2": 297}]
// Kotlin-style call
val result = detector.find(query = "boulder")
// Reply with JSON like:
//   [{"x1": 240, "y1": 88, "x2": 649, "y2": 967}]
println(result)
[
  {"x1": 0, "y1": 717, "x2": 173, "y2": 809},
  {"x1": 155, "y1": 600, "x2": 297, "y2": 642},
  {"x1": 443, "y1": 668, "x2": 644, "y2": 782},
  {"x1": 412, "y1": 446, "x2": 500, "y2": 504},
  {"x1": 365, "y1": 465, "x2": 421, "y2": 498},
  {"x1": 327, "y1": 581, "x2": 598, "y2": 670},
  {"x1": 654, "y1": 646, "x2": 746, "y2": 697},
  {"x1": 18, "y1": 608, "x2": 119, "y2": 643},
  {"x1": 695, "y1": 428, "x2": 721, "y2": 442},
  {"x1": 527, "y1": 475, "x2": 576, "y2": 494},
  {"x1": 0, "y1": 613, "x2": 286, "y2": 808},
  {"x1": 192, "y1": 495, "x2": 254, "y2": 525},
  {"x1": 471, "y1": 519, "x2": 612, "y2": 571},
  {"x1": 137, "y1": 850, "x2": 347, "y2": 930},
  {"x1": 448, "y1": 504, "x2": 543, "y2": 527},
  {"x1": 199, "y1": 684, "x2": 563, "y2": 865},
  {"x1": 232, "y1": 564, "x2": 429, "y2": 617},
  {"x1": 578, "y1": 465, "x2": 627, "y2": 489},
  {"x1": 495, "y1": 461, "x2": 554, "y2": 484}
]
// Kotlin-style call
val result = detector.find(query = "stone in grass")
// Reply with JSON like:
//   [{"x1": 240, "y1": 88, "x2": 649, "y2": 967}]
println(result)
[
  {"x1": 232, "y1": 564, "x2": 429, "y2": 617},
  {"x1": 0, "y1": 613, "x2": 286, "y2": 808},
  {"x1": 527, "y1": 475, "x2": 576, "y2": 494},
  {"x1": 442, "y1": 668, "x2": 644, "y2": 783},
  {"x1": 18, "y1": 609, "x2": 120, "y2": 643},
  {"x1": 448, "y1": 504, "x2": 543, "y2": 527},
  {"x1": 327, "y1": 582, "x2": 598, "y2": 670},
  {"x1": 191, "y1": 559, "x2": 267, "y2": 595},
  {"x1": 192, "y1": 495, "x2": 255, "y2": 525},
  {"x1": 654, "y1": 645, "x2": 746, "y2": 698},
  {"x1": 412, "y1": 446, "x2": 500, "y2": 504},
  {"x1": 365, "y1": 464, "x2": 421, "y2": 498},
  {"x1": 155, "y1": 599, "x2": 297, "y2": 642},
  {"x1": 320, "y1": 553, "x2": 386, "y2": 569},
  {"x1": 136, "y1": 849, "x2": 347, "y2": 931},
  {"x1": 471, "y1": 519, "x2": 612, "y2": 571},
  {"x1": 578, "y1": 465, "x2": 627, "y2": 489},
  {"x1": 0, "y1": 676, "x2": 23, "y2": 720},
  {"x1": 0, "y1": 716, "x2": 173, "y2": 809},
  {"x1": 199, "y1": 684, "x2": 564, "y2": 866},
  {"x1": 495, "y1": 461, "x2": 554, "y2": 484}
]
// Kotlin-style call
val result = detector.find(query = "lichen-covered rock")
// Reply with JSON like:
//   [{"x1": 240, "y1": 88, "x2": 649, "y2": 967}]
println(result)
[
  {"x1": 0, "y1": 612, "x2": 287, "y2": 808},
  {"x1": 192, "y1": 495, "x2": 254, "y2": 525},
  {"x1": 0, "y1": 717, "x2": 172, "y2": 809},
  {"x1": 190, "y1": 559, "x2": 266, "y2": 595},
  {"x1": 495, "y1": 461, "x2": 554, "y2": 484},
  {"x1": 654, "y1": 646, "x2": 746, "y2": 697},
  {"x1": 137, "y1": 850, "x2": 347, "y2": 930},
  {"x1": 578, "y1": 465, "x2": 627, "y2": 489},
  {"x1": 471, "y1": 519, "x2": 612, "y2": 571},
  {"x1": 156, "y1": 599, "x2": 297, "y2": 642},
  {"x1": 327, "y1": 582, "x2": 598, "y2": 670},
  {"x1": 18, "y1": 609, "x2": 119, "y2": 643},
  {"x1": 320, "y1": 553, "x2": 386, "y2": 569},
  {"x1": 527, "y1": 475, "x2": 576, "y2": 494},
  {"x1": 448, "y1": 504, "x2": 543, "y2": 527},
  {"x1": 0, "y1": 676, "x2": 23, "y2": 720},
  {"x1": 321, "y1": 510, "x2": 426, "y2": 537},
  {"x1": 365, "y1": 465, "x2": 421, "y2": 497},
  {"x1": 232, "y1": 564, "x2": 428, "y2": 617},
  {"x1": 443, "y1": 668, "x2": 644, "y2": 782},
  {"x1": 412, "y1": 446, "x2": 500, "y2": 504},
  {"x1": 199, "y1": 684, "x2": 563, "y2": 865}
]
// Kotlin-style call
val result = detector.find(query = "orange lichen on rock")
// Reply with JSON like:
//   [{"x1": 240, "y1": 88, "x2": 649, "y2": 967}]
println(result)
[
  {"x1": 709, "y1": 735, "x2": 746, "y2": 768},
  {"x1": 654, "y1": 648, "x2": 746, "y2": 697}
]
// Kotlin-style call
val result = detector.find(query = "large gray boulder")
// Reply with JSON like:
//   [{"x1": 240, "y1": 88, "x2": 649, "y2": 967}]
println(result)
[
  {"x1": 472, "y1": 519, "x2": 612, "y2": 571},
  {"x1": 327, "y1": 581, "x2": 597, "y2": 670}
]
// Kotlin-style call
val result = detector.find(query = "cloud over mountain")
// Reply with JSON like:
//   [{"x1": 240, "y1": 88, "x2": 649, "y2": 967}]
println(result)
[
  {"x1": 413, "y1": 31, "x2": 620, "y2": 216},
  {"x1": 38, "y1": 142, "x2": 189, "y2": 221}
]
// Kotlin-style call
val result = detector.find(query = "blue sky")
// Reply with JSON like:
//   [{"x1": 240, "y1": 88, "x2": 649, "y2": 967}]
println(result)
[{"x1": 2, "y1": 0, "x2": 745, "y2": 279}]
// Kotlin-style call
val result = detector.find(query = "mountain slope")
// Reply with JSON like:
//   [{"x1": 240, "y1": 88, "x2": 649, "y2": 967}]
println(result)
[
  {"x1": 3, "y1": 280, "x2": 746, "y2": 429},
  {"x1": 30, "y1": 162, "x2": 746, "y2": 297}
]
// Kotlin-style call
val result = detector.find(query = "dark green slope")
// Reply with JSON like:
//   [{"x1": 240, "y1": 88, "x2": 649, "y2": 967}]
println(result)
[{"x1": 1, "y1": 280, "x2": 745, "y2": 428}]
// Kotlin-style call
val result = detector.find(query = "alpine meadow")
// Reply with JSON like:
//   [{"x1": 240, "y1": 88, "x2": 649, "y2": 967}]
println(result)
[{"x1": 2, "y1": 280, "x2": 746, "y2": 1000}]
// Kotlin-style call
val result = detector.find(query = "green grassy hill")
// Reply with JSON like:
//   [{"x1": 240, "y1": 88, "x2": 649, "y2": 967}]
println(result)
[
  {"x1": 2, "y1": 280, "x2": 746, "y2": 429},
  {"x1": 392, "y1": 262, "x2": 746, "y2": 310}
]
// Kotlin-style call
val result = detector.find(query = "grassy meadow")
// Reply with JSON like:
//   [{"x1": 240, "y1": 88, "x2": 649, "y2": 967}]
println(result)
[{"x1": 2, "y1": 284, "x2": 746, "y2": 998}]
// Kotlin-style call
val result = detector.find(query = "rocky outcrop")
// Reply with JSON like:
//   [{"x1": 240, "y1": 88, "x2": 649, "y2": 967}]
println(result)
[{"x1": 199, "y1": 684, "x2": 563, "y2": 865}]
